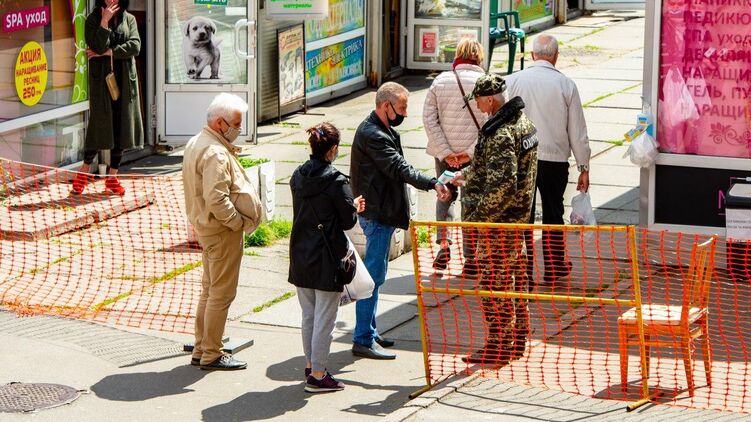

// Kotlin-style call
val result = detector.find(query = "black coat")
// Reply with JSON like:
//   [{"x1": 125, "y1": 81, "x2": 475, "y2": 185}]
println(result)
[
  {"x1": 289, "y1": 157, "x2": 358, "y2": 292},
  {"x1": 350, "y1": 112, "x2": 437, "y2": 229}
]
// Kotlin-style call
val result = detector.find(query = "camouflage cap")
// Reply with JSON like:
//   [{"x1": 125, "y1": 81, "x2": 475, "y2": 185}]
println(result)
[{"x1": 465, "y1": 73, "x2": 507, "y2": 101}]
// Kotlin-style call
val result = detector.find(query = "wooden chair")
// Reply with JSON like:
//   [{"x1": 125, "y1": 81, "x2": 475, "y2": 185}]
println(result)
[{"x1": 617, "y1": 237, "x2": 716, "y2": 397}]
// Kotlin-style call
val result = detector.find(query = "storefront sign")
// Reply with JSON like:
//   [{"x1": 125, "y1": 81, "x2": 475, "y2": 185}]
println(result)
[
  {"x1": 419, "y1": 28, "x2": 438, "y2": 57},
  {"x1": 194, "y1": 0, "x2": 228, "y2": 4},
  {"x1": 3, "y1": 6, "x2": 50, "y2": 33},
  {"x1": 305, "y1": 36, "x2": 364, "y2": 93},
  {"x1": 658, "y1": 2, "x2": 751, "y2": 158},
  {"x1": 305, "y1": 0, "x2": 364, "y2": 43},
  {"x1": 514, "y1": 0, "x2": 553, "y2": 23},
  {"x1": 15, "y1": 41, "x2": 48, "y2": 107},
  {"x1": 278, "y1": 25, "x2": 305, "y2": 106},
  {"x1": 268, "y1": 0, "x2": 328, "y2": 20}
]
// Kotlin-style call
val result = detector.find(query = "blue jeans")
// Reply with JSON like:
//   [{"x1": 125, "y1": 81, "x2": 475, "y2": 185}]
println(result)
[{"x1": 353, "y1": 216, "x2": 395, "y2": 347}]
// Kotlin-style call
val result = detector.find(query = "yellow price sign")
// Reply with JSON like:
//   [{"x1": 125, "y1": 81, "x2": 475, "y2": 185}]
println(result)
[{"x1": 15, "y1": 41, "x2": 48, "y2": 107}]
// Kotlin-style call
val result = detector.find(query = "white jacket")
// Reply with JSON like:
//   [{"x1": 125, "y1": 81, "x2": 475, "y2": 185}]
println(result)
[
  {"x1": 423, "y1": 64, "x2": 487, "y2": 161},
  {"x1": 505, "y1": 60, "x2": 591, "y2": 167}
]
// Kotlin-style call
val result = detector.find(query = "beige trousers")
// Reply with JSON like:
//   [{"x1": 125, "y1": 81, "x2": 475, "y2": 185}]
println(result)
[{"x1": 193, "y1": 229, "x2": 244, "y2": 364}]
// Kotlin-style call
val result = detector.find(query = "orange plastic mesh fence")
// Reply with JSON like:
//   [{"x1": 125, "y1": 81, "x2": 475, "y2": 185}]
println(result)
[
  {"x1": 410, "y1": 221, "x2": 751, "y2": 413},
  {"x1": 0, "y1": 159, "x2": 201, "y2": 333}
]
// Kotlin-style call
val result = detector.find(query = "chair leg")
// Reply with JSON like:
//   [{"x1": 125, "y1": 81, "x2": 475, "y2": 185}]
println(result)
[
  {"x1": 618, "y1": 324, "x2": 628, "y2": 391},
  {"x1": 701, "y1": 319, "x2": 712, "y2": 386},
  {"x1": 519, "y1": 36, "x2": 525, "y2": 70},
  {"x1": 682, "y1": 337, "x2": 695, "y2": 397},
  {"x1": 488, "y1": 39, "x2": 496, "y2": 71},
  {"x1": 507, "y1": 39, "x2": 517, "y2": 75}
]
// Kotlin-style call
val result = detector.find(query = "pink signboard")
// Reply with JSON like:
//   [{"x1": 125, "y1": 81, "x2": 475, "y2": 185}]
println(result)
[
  {"x1": 658, "y1": 1, "x2": 751, "y2": 158},
  {"x1": 2, "y1": 6, "x2": 50, "y2": 33}
]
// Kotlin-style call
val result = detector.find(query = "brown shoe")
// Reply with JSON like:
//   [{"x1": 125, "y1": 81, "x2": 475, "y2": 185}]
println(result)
[{"x1": 461, "y1": 344, "x2": 512, "y2": 365}]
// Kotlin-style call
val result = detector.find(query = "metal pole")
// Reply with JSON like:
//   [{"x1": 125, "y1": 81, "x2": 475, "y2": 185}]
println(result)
[
  {"x1": 409, "y1": 221, "x2": 433, "y2": 399},
  {"x1": 627, "y1": 225, "x2": 651, "y2": 403}
]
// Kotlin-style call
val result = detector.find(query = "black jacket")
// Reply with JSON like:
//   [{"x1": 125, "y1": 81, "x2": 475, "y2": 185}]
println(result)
[
  {"x1": 289, "y1": 157, "x2": 358, "y2": 292},
  {"x1": 350, "y1": 112, "x2": 437, "y2": 229}
]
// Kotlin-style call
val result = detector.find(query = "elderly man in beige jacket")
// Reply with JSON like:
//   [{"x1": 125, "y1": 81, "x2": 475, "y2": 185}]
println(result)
[
  {"x1": 183, "y1": 93, "x2": 262, "y2": 371},
  {"x1": 506, "y1": 35, "x2": 591, "y2": 285},
  {"x1": 423, "y1": 39, "x2": 487, "y2": 275}
]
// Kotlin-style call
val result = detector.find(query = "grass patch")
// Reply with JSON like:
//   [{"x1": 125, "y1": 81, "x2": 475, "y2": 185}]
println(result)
[
  {"x1": 244, "y1": 218, "x2": 293, "y2": 247},
  {"x1": 91, "y1": 260, "x2": 203, "y2": 311},
  {"x1": 416, "y1": 226, "x2": 436, "y2": 247},
  {"x1": 291, "y1": 141, "x2": 307, "y2": 146},
  {"x1": 398, "y1": 125, "x2": 424, "y2": 134},
  {"x1": 253, "y1": 291, "x2": 295, "y2": 313},
  {"x1": 244, "y1": 250, "x2": 261, "y2": 257},
  {"x1": 238, "y1": 157, "x2": 270, "y2": 169},
  {"x1": 582, "y1": 83, "x2": 641, "y2": 108},
  {"x1": 340, "y1": 142, "x2": 352, "y2": 147},
  {"x1": 274, "y1": 122, "x2": 301, "y2": 129},
  {"x1": 582, "y1": 44, "x2": 600, "y2": 51}
]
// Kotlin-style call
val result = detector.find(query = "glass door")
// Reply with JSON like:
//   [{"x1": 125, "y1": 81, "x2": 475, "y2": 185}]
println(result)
[{"x1": 156, "y1": 0, "x2": 256, "y2": 144}]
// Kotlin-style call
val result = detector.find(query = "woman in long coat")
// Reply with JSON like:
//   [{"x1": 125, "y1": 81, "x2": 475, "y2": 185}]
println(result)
[{"x1": 71, "y1": 0, "x2": 143, "y2": 195}]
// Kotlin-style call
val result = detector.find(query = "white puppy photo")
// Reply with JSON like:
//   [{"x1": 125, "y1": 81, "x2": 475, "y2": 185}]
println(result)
[{"x1": 182, "y1": 16, "x2": 222, "y2": 79}]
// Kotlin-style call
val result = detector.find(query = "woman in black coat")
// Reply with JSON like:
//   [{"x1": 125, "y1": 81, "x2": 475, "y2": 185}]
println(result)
[
  {"x1": 289, "y1": 122, "x2": 365, "y2": 393},
  {"x1": 71, "y1": 0, "x2": 143, "y2": 196}
]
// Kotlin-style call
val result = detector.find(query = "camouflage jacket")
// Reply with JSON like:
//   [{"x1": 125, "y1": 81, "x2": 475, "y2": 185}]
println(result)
[{"x1": 461, "y1": 96, "x2": 539, "y2": 223}]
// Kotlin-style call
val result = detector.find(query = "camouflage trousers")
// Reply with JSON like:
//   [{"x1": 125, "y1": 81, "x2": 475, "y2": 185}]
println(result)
[{"x1": 476, "y1": 235, "x2": 530, "y2": 355}]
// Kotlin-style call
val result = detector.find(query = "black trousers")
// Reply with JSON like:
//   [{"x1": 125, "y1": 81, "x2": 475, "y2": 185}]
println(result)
[{"x1": 529, "y1": 160, "x2": 569, "y2": 276}]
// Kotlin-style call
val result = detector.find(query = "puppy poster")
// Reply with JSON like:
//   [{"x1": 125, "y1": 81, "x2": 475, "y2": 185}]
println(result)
[{"x1": 166, "y1": 1, "x2": 248, "y2": 84}]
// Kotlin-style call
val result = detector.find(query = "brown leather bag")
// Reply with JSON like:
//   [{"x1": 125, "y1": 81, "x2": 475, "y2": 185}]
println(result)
[{"x1": 105, "y1": 55, "x2": 120, "y2": 101}]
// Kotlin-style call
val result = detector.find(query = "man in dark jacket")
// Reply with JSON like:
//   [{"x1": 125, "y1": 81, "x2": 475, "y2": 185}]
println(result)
[{"x1": 350, "y1": 82, "x2": 450, "y2": 360}]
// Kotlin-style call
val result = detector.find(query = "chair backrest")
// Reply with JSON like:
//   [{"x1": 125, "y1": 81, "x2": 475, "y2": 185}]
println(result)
[
  {"x1": 489, "y1": 0, "x2": 521, "y2": 29},
  {"x1": 682, "y1": 237, "x2": 716, "y2": 322}
]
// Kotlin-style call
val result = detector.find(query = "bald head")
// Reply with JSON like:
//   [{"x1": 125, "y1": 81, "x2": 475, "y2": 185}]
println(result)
[{"x1": 532, "y1": 35, "x2": 559, "y2": 66}]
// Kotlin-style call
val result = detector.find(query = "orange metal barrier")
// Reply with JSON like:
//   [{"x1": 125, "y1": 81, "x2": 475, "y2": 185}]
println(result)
[
  {"x1": 409, "y1": 220, "x2": 749, "y2": 413},
  {"x1": 0, "y1": 159, "x2": 201, "y2": 333}
]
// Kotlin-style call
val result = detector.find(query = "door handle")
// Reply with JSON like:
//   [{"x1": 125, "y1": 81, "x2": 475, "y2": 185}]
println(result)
[{"x1": 234, "y1": 18, "x2": 256, "y2": 60}]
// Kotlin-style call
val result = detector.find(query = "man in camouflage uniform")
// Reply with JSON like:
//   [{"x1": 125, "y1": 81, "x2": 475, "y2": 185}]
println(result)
[{"x1": 458, "y1": 73, "x2": 538, "y2": 365}]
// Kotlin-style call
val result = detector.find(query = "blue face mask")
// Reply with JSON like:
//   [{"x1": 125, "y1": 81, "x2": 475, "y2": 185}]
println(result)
[{"x1": 388, "y1": 102, "x2": 405, "y2": 127}]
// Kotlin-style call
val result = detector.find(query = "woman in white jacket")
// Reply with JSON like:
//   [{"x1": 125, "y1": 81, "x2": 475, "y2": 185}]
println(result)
[{"x1": 423, "y1": 39, "x2": 486, "y2": 274}]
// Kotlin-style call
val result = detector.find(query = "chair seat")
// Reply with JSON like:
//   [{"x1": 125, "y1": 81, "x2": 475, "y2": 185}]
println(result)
[
  {"x1": 489, "y1": 27, "x2": 525, "y2": 39},
  {"x1": 619, "y1": 304, "x2": 705, "y2": 326}
]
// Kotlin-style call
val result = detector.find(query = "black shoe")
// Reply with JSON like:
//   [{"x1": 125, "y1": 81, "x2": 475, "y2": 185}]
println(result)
[
  {"x1": 190, "y1": 357, "x2": 201, "y2": 366},
  {"x1": 352, "y1": 342, "x2": 396, "y2": 360},
  {"x1": 375, "y1": 335, "x2": 395, "y2": 348},
  {"x1": 200, "y1": 355, "x2": 247, "y2": 371},
  {"x1": 543, "y1": 260, "x2": 572, "y2": 283},
  {"x1": 433, "y1": 248, "x2": 450, "y2": 271}
]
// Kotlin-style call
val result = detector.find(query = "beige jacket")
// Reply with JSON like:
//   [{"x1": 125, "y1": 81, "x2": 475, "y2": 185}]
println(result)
[
  {"x1": 182, "y1": 127, "x2": 262, "y2": 237},
  {"x1": 423, "y1": 63, "x2": 487, "y2": 161}
]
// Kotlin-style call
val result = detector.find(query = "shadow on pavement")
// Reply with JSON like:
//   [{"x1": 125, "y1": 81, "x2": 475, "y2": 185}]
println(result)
[
  {"x1": 201, "y1": 384, "x2": 307, "y2": 422},
  {"x1": 91, "y1": 364, "x2": 209, "y2": 401}
]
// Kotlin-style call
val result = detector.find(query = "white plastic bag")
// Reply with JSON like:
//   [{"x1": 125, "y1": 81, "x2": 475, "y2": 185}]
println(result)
[
  {"x1": 570, "y1": 192, "x2": 596, "y2": 226},
  {"x1": 627, "y1": 131, "x2": 659, "y2": 168},
  {"x1": 340, "y1": 238, "x2": 374, "y2": 306}
]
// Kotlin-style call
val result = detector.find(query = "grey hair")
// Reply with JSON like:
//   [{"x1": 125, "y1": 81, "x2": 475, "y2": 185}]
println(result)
[
  {"x1": 375, "y1": 82, "x2": 408, "y2": 107},
  {"x1": 206, "y1": 93, "x2": 249, "y2": 124},
  {"x1": 493, "y1": 93, "x2": 505, "y2": 105},
  {"x1": 533, "y1": 35, "x2": 558, "y2": 59}
]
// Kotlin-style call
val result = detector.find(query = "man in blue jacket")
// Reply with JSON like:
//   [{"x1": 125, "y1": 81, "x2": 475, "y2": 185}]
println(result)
[{"x1": 350, "y1": 82, "x2": 450, "y2": 359}]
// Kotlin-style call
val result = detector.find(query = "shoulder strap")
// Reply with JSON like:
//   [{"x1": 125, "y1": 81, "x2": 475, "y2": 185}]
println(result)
[
  {"x1": 454, "y1": 70, "x2": 481, "y2": 131},
  {"x1": 304, "y1": 197, "x2": 339, "y2": 265}
]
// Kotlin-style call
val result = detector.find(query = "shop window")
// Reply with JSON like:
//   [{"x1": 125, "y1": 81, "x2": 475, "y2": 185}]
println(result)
[
  {"x1": 0, "y1": 0, "x2": 85, "y2": 123},
  {"x1": 413, "y1": 25, "x2": 480, "y2": 64},
  {"x1": 0, "y1": 114, "x2": 84, "y2": 167}
]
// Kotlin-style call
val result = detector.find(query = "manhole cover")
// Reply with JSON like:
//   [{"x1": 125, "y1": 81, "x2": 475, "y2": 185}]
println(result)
[{"x1": 0, "y1": 383, "x2": 81, "y2": 413}]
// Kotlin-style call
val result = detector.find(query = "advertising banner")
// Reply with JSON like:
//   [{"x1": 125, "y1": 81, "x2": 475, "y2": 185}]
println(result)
[
  {"x1": 165, "y1": 0, "x2": 248, "y2": 84},
  {"x1": 414, "y1": 0, "x2": 481, "y2": 20},
  {"x1": 513, "y1": 0, "x2": 553, "y2": 23},
  {"x1": 15, "y1": 41, "x2": 48, "y2": 107},
  {"x1": 419, "y1": 28, "x2": 438, "y2": 57},
  {"x1": 658, "y1": 2, "x2": 751, "y2": 158},
  {"x1": 2, "y1": 6, "x2": 50, "y2": 33},
  {"x1": 278, "y1": 25, "x2": 305, "y2": 106},
  {"x1": 304, "y1": 0, "x2": 363, "y2": 42},
  {"x1": 305, "y1": 35, "x2": 364, "y2": 93}
]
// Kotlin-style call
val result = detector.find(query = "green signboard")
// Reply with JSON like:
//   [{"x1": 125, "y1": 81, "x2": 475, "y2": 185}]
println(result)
[
  {"x1": 194, "y1": 0, "x2": 228, "y2": 5},
  {"x1": 514, "y1": 0, "x2": 553, "y2": 23}
]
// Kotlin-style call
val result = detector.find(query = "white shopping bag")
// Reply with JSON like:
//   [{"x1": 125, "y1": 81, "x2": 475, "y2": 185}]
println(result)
[
  {"x1": 570, "y1": 192, "x2": 596, "y2": 226},
  {"x1": 340, "y1": 238, "x2": 374, "y2": 306}
]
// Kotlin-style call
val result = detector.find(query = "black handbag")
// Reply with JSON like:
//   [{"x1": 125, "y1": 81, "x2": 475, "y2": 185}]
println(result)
[{"x1": 305, "y1": 198, "x2": 356, "y2": 285}]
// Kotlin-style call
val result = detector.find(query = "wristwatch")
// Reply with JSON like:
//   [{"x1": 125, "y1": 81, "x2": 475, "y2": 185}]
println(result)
[{"x1": 577, "y1": 164, "x2": 589, "y2": 172}]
